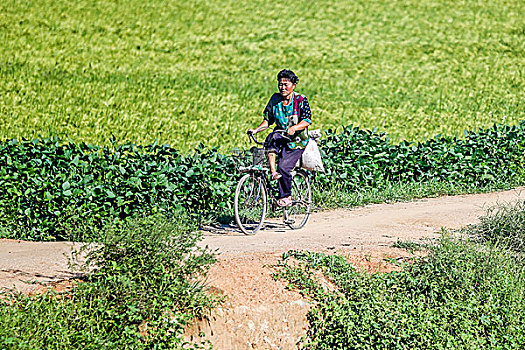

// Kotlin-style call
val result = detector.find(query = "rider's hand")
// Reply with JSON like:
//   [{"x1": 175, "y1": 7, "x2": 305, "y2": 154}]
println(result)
[
  {"x1": 287, "y1": 126, "x2": 297, "y2": 135},
  {"x1": 247, "y1": 129, "x2": 256, "y2": 135}
]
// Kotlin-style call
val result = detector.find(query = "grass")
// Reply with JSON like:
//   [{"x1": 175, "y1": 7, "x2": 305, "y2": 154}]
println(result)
[
  {"x1": 1, "y1": 0, "x2": 523, "y2": 151},
  {"x1": 312, "y1": 177, "x2": 524, "y2": 211}
]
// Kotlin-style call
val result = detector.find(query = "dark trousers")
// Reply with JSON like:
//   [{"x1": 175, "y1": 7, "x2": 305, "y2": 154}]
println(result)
[{"x1": 264, "y1": 132, "x2": 304, "y2": 199}]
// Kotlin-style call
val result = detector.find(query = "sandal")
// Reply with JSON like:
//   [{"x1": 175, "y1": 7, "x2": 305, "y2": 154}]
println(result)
[
  {"x1": 277, "y1": 197, "x2": 292, "y2": 207},
  {"x1": 271, "y1": 172, "x2": 282, "y2": 181}
]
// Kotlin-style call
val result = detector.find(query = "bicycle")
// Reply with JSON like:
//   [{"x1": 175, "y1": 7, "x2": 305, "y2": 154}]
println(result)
[{"x1": 232, "y1": 131, "x2": 312, "y2": 235}]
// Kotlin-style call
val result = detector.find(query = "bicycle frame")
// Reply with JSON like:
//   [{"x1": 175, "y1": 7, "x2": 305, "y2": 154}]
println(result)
[
  {"x1": 234, "y1": 131, "x2": 312, "y2": 234},
  {"x1": 241, "y1": 167, "x2": 280, "y2": 211},
  {"x1": 244, "y1": 132, "x2": 307, "y2": 210}
]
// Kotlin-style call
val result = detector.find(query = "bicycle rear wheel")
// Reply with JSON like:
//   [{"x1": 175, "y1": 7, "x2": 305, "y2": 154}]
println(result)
[
  {"x1": 284, "y1": 170, "x2": 311, "y2": 229},
  {"x1": 234, "y1": 173, "x2": 267, "y2": 235}
]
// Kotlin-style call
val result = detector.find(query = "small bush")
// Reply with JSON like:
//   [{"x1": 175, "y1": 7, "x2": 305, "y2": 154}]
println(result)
[
  {"x1": 0, "y1": 213, "x2": 220, "y2": 349},
  {"x1": 468, "y1": 200, "x2": 525, "y2": 253}
]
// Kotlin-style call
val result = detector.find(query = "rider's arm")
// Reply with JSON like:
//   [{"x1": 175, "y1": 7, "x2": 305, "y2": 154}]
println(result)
[
  {"x1": 287, "y1": 120, "x2": 310, "y2": 135},
  {"x1": 248, "y1": 120, "x2": 269, "y2": 134}
]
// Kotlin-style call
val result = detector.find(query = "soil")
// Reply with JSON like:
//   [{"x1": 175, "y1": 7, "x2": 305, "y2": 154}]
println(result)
[{"x1": 1, "y1": 187, "x2": 524, "y2": 349}]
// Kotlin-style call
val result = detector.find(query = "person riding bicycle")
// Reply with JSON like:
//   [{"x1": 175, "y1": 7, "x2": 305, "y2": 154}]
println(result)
[{"x1": 247, "y1": 69, "x2": 312, "y2": 207}]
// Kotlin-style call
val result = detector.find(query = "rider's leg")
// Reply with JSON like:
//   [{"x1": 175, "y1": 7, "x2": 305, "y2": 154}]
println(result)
[
  {"x1": 277, "y1": 148, "x2": 305, "y2": 199},
  {"x1": 268, "y1": 152, "x2": 277, "y2": 174},
  {"x1": 264, "y1": 132, "x2": 284, "y2": 179}
]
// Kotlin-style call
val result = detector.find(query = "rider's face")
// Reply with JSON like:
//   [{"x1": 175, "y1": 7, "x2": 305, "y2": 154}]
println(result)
[{"x1": 278, "y1": 78, "x2": 295, "y2": 99}]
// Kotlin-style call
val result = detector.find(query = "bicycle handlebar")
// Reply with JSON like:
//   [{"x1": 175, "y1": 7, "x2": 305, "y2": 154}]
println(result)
[
  {"x1": 247, "y1": 131, "x2": 264, "y2": 145},
  {"x1": 247, "y1": 130, "x2": 292, "y2": 145}
]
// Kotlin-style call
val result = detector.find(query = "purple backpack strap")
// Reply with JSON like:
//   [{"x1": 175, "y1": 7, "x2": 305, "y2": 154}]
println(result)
[
  {"x1": 293, "y1": 94, "x2": 304, "y2": 117},
  {"x1": 293, "y1": 94, "x2": 308, "y2": 136}
]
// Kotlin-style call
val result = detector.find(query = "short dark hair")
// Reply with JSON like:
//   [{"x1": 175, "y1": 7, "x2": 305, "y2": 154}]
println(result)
[{"x1": 277, "y1": 69, "x2": 299, "y2": 84}]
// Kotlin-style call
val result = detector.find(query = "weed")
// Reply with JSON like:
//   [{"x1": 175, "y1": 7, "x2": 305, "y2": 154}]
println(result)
[
  {"x1": 391, "y1": 239, "x2": 425, "y2": 254},
  {"x1": 0, "y1": 213, "x2": 220, "y2": 349},
  {"x1": 278, "y1": 238, "x2": 525, "y2": 349},
  {"x1": 276, "y1": 202, "x2": 525, "y2": 348},
  {"x1": 468, "y1": 200, "x2": 525, "y2": 253}
]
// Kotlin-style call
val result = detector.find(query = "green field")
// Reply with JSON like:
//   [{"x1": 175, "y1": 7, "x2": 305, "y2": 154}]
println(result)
[{"x1": 1, "y1": 0, "x2": 523, "y2": 151}]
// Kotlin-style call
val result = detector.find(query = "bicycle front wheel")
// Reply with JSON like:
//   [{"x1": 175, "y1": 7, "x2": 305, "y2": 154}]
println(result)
[
  {"x1": 284, "y1": 170, "x2": 311, "y2": 229},
  {"x1": 234, "y1": 173, "x2": 267, "y2": 235}
]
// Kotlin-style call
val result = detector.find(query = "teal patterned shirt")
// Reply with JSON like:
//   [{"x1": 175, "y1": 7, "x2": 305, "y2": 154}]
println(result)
[{"x1": 262, "y1": 92, "x2": 312, "y2": 149}]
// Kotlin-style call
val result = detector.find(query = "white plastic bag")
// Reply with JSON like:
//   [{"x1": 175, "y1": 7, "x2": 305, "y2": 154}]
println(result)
[{"x1": 300, "y1": 129, "x2": 325, "y2": 172}]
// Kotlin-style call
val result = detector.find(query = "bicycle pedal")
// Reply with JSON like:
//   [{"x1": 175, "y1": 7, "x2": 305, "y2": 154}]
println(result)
[{"x1": 271, "y1": 201, "x2": 283, "y2": 211}]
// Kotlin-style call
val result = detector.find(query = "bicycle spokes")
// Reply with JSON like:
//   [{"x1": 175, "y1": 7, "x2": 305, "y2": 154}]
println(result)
[
  {"x1": 284, "y1": 170, "x2": 311, "y2": 229},
  {"x1": 234, "y1": 174, "x2": 267, "y2": 234}
]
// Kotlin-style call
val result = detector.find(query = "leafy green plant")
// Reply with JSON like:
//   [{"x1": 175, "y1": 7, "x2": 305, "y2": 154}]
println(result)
[
  {"x1": 0, "y1": 212, "x2": 220, "y2": 349},
  {"x1": 316, "y1": 122, "x2": 525, "y2": 191},
  {"x1": 0, "y1": 137, "x2": 237, "y2": 240},
  {"x1": 1, "y1": 120, "x2": 524, "y2": 241},
  {"x1": 277, "y1": 237, "x2": 525, "y2": 349}
]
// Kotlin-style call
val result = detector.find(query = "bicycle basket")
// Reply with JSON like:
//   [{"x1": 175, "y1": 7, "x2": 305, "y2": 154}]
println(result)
[
  {"x1": 231, "y1": 147, "x2": 268, "y2": 171},
  {"x1": 251, "y1": 147, "x2": 266, "y2": 166}
]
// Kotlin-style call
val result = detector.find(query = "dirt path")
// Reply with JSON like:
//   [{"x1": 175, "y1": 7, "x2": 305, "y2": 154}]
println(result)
[
  {"x1": 201, "y1": 186, "x2": 525, "y2": 253},
  {"x1": 1, "y1": 187, "x2": 524, "y2": 349}
]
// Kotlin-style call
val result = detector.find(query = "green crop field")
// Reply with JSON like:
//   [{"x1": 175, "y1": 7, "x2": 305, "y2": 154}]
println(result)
[{"x1": 1, "y1": 0, "x2": 523, "y2": 151}]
